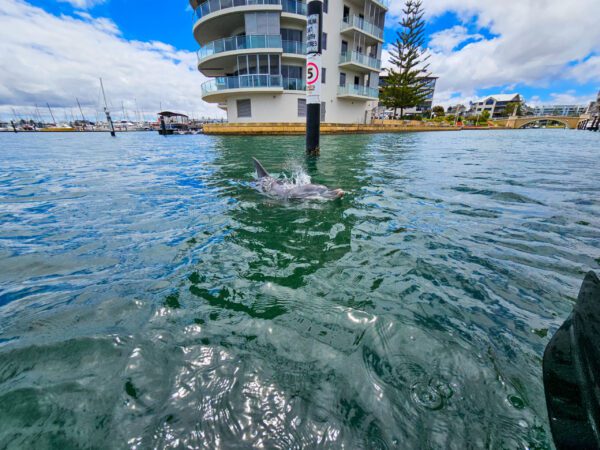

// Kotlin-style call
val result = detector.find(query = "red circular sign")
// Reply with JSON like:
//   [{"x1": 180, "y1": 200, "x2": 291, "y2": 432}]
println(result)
[{"x1": 307, "y1": 62, "x2": 319, "y2": 85}]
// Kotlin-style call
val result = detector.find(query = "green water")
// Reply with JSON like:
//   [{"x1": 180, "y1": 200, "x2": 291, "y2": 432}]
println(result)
[{"x1": 1, "y1": 130, "x2": 599, "y2": 449}]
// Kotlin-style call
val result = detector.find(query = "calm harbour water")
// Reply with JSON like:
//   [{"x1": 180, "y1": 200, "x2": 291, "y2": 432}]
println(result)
[{"x1": 0, "y1": 130, "x2": 599, "y2": 449}]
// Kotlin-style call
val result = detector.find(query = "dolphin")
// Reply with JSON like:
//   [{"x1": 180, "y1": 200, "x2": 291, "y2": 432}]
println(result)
[{"x1": 252, "y1": 158, "x2": 344, "y2": 200}]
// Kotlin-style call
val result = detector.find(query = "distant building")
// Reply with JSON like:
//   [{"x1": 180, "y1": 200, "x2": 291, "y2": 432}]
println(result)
[
  {"x1": 377, "y1": 74, "x2": 438, "y2": 115},
  {"x1": 532, "y1": 104, "x2": 588, "y2": 117},
  {"x1": 446, "y1": 104, "x2": 466, "y2": 116},
  {"x1": 470, "y1": 93, "x2": 523, "y2": 118}
]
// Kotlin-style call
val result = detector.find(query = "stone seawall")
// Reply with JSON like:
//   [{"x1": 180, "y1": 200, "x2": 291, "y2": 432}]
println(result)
[{"x1": 202, "y1": 122, "x2": 460, "y2": 135}]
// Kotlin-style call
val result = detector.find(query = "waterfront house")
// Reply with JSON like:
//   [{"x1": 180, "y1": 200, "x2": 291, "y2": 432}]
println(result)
[
  {"x1": 446, "y1": 104, "x2": 466, "y2": 116},
  {"x1": 190, "y1": 0, "x2": 387, "y2": 124},
  {"x1": 470, "y1": 93, "x2": 523, "y2": 118}
]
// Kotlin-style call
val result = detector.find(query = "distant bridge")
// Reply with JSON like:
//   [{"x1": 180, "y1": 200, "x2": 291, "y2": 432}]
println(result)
[{"x1": 500, "y1": 116, "x2": 587, "y2": 129}]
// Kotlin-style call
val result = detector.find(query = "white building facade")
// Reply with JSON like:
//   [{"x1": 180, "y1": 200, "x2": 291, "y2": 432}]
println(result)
[
  {"x1": 532, "y1": 104, "x2": 588, "y2": 117},
  {"x1": 190, "y1": 0, "x2": 387, "y2": 123}
]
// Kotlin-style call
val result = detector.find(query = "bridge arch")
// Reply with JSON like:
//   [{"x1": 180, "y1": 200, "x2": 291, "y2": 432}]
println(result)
[{"x1": 517, "y1": 117, "x2": 569, "y2": 129}]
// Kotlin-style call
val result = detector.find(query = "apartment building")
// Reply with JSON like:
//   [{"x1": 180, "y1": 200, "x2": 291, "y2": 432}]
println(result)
[
  {"x1": 189, "y1": 0, "x2": 387, "y2": 123},
  {"x1": 532, "y1": 104, "x2": 588, "y2": 117}
]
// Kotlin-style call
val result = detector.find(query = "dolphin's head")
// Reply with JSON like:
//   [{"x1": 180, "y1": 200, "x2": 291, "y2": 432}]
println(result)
[{"x1": 252, "y1": 158, "x2": 270, "y2": 179}]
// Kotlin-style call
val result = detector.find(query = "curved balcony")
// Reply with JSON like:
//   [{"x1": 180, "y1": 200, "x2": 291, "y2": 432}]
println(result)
[
  {"x1": 341, "y1": 15, "x2": 383, "y2": 42},
  {"x1": 281, "y1": 0, "x2": 306, "y2": 16},
  {"x1": 337, "y1": 84, "x2": 379, "y2": 100},
  {"x1": 193, "y1": 0, "x2": 306, "y2": 44},
  {"x1": 198, "y1": 35, "x2": 283, "y2": 74},
  {"x1": 201, "y1": 75, "x2": 304, "y2": 102},
  {"x1": 194, "y1": 0, "x2": 281, "y2": 44},
  {"x1": 195, "y1": 0, "x2": 279, "y2": 20},
  {"x1": 339, "y1": 51, "x2": 381, "y2": 72}
]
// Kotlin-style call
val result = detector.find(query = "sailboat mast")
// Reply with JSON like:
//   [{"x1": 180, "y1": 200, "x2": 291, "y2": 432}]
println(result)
[
  {"x1": 46, "y1": 103, "x2": 56, "y2": 125},
  {"x1": 100, "y1": 77, "x2": 116, "y2": 137},
  {"x1": 35, "y1": 104, "x2": 42, "y2": 124},
  {"x1": 76, "y1": 98, "x2": 86, "y2": 122}
]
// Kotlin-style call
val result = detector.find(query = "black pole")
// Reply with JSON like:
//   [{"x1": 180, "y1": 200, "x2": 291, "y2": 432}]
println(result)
[
  {"x1": 10, "y1": 120, "x2": 17, "y2": 133},
  {"x1": 105, "y1": 109, "x2": 116, "y2": 137},
  {"x1": 100, "y1": 78, "x2": 116, "y2": 137},
  {"x1": 306, "y1": 0, "x2": 322, "y2": 155}
]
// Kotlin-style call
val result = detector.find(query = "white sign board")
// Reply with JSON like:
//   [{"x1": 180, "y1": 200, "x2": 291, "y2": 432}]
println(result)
[{"x1": 306, "y1": 14, "x2": 319, "y2": 54}]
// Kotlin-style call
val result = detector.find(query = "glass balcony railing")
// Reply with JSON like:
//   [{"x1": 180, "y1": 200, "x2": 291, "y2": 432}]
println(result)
[
  {"x1": 339, "y1": 51, "x2": 381, "y2": 70},
  {"x1": 281, "y1": 0, "x2": 306, "y2": 15},
  {"x1": 195, "y1": 0, "x2": 305, "y2": 20},
  {"x1": 283, "y1": 77, "x2": 305, "y2": 90},
  {"x1": 198, "y1": 35, "x2": 282, "y2": 61},
  {"x1": 201, "y1": 75, "x2": 305, "y2": 96},
  {"x1": 341, "y1": 15, "x2": 383, "y2": 40},
  {"x1": 282, "y1": 40, "x2": 306, "y2": 55},
  {"x1": 371, "y1": 0, "x2": 389, "y2": 9},
  {"x1": 337, "y1": 84, "x2": 379, "y2": 99},
  {"x1": 202, "y1": 75, "x2": 282, "y2": 95}
]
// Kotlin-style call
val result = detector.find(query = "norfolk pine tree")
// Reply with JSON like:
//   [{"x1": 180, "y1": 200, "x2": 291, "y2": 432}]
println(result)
[{"x1": 381, "y1": 0, "x2": 433, "y2": 119}]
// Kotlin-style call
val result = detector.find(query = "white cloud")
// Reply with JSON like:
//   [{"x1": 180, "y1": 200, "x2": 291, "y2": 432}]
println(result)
[
  {"x1": 428, "y1": 25, "x2": 482, "y2": 54},
  {"x1": 0, "y1": 0, "x2": 223, "y2": 122},
  {"x1": 568, "y1": 56, "x2": 600, "y2": 84},
  {"x1": 57, "y1": 0, "x2": 106, "y2": 10},
  {"x1": 386, "y1": 0, "x2": 600, "y2": 107}
]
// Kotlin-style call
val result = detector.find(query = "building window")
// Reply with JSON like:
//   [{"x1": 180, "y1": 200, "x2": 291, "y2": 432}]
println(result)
[
  {"x1": 339, "y1": 72, "x2": 346, "y2": 86},
  {"x1": 322, "y1": 67, "x2": 326, "y2": 84},
  {"x1": 321, "y1": 102, "x2": 326, "y2": 121},
  {"x1": 323, "y1": 0, "x2": 328, "y2": 13},
  {"x1": 245, "y1": 12, "x2": 280, "y2": 36},
  {"x1": 298, "y1": 98, "x2": 306, "y2": 117},
  {"x1": 281, "y1": 28, "x2": 302, "y2": 42},
  {"x1": 282, "y1": 65, "x2": 302, "y2": 79},
  {"x1": 322, "y1": 32, "x2": 327, "y2": 50},
  {"x1": 236, "y1": 54, "x2": 280, "y2": 76},
  {"x1": 237, "y1": 99, "x2": 251, "y2": 118}
]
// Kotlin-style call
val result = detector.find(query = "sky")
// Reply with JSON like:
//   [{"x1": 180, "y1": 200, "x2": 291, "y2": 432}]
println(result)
[{"x1": 0, "y1": 0, "x2": 599, "y2": 122}]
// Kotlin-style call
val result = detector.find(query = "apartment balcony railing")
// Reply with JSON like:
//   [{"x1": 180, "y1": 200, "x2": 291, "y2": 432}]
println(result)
[
  {"x1": 341, "y1": 15, "x2": 383, "y2": 40},
  {"x1": 339, "y1": 51, "x2": 381, "y2": 70},
  {"x1": 281, "y1": 0, "x2": 307, "y2": 15},
  {"x1": 337, "y1": 84, "x2": 379, "y2": 99},
  {"x1": 283, "y1": 77, "x2": 305, "y2": 90},
  {"x1": 198, "y1": 35, "x2": 282, "y2": 61},
  {"x1": 282, "y1": 40, "x2": 306, "y2": 55},
  {"x1": 371, "y1": 0, "x2": 389, "y2": 9},
  {"x1": 195, "y1": 0, "x2": 305, "y2": 20},
  {"x1": 201, "y1": 75, "x2": 304, "y2": 96}
]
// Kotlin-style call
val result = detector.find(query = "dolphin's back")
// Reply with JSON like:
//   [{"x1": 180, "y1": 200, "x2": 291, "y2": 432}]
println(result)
[{"x1": 252, "y1": 158, "x2": 270, "y2": 179}]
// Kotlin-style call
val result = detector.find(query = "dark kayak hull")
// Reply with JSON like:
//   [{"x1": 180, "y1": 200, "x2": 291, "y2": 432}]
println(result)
[{"x1": 543, "y1": 271, "x2": 600, "y2": 450}]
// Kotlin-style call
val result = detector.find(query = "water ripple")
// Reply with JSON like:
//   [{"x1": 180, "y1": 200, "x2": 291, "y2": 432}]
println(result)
[{"x1": 1, "y1": 130, "x2": 598, "y2": 448}]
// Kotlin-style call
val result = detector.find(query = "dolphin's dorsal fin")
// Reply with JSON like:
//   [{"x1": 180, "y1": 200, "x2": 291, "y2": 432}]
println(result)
[{"x1": 252, "y1": 158, "x2": 270, "y2": 179}]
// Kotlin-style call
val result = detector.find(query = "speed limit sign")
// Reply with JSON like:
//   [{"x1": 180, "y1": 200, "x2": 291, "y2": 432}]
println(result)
[
  {"x1": 306, "y1": 53, "x2": 321, "y2": 103},
  {"x1": 307, "y1": 62, "x2": 319, "y2": 85}
]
